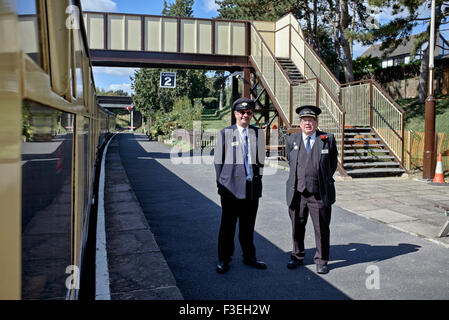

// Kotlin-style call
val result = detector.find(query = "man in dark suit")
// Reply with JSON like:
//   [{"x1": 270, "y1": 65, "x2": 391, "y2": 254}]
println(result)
[
  {"x1": 285, "y1": 105, "x2": 338, "y2": 274},
  {"x1": 214, "y1": 97, "x2": 266, "y2": 274}
]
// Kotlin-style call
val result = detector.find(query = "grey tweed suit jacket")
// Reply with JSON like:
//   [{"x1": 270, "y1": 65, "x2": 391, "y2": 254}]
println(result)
[{"x1": 214, "y1": 124, "x2": 265, "y2": 199}]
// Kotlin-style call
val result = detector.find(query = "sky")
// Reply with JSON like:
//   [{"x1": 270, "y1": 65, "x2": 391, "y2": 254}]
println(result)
[{"x1": 77, "y1": 0, "x2": 440, "y2": 95}]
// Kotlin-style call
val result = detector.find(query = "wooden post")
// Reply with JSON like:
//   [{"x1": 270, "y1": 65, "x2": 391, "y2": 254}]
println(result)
[
  {"x1": 243, "y1": 68, "x2": 251, "y2": 98},
  {"x1": 423, "y1": 0, "x2": 436, "y2": 179},
  {"x1": 265, "y1": 91, "x2": 270, "y2": 147},
  {"x1": 369, "y1": 80, "x2": 374, "y2": 129},
  {"x1": 231, "y1": 75, "x2": 239, "y2": 125}
]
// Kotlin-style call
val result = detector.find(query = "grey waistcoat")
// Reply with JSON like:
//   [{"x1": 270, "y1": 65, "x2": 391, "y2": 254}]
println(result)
[{"x1": 296, "y1": 139, "x2": 319, "y2": 193}]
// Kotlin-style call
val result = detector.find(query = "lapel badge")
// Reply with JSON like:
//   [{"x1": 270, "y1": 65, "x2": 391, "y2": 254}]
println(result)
[{"x1": 232, "y1": 141, "x2": 239, "y2": 147}]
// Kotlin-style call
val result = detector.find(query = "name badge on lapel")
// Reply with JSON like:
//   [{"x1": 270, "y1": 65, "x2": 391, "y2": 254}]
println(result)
[
  {"x1": 232, "y1": 141, "x2": 239, "y2": 147},
  {"x1": 321, "y1": 149, "x2": 329, "y2": 154}
]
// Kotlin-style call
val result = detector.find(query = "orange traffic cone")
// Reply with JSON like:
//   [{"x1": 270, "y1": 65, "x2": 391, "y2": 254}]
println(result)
[{"x1": 433, "y1": 153, "x2": 446, "y2": 183}]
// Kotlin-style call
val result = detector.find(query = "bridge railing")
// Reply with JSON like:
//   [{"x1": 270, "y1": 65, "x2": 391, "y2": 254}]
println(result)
[
  {"x1": 371, "y1": 80, "x2": 405, "y2": 163},
  {"x1": 341, "y1": 79, "x2": 405, "y2": 163},
  {"x1": 83, "y1": 12, "x2": 247, "y2": 56},
  {"x1": 250, "y1": 24, "x2": 292, "y2": 124},
  {"x1": 341, "y1": 80, "x2": 371, "y2": 127}
]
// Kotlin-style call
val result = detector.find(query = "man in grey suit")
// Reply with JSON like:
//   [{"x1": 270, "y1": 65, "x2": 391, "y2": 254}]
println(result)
[
  {"x1": 286, "y1": 105, "x2": 338, "y2": 274},
  {"x1": 214, "y1": 97, "x2": 266, "y2": 274}
]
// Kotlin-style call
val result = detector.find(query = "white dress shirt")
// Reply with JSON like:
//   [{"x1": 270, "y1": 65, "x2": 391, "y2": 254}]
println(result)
[{"x1": 302, "y1": 131, "x2": 317, "y2": 150}]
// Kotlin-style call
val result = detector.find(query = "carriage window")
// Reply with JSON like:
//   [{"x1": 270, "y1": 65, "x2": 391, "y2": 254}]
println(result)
[
  {"x1": 17, "y1": 0, "x2": 42, "y2": 66},
  {"x1": 21, "y1": 100, "x2": 74, "y2": 299}
]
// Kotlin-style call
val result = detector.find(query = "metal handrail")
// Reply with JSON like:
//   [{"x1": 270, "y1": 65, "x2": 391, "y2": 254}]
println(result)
[
  {"x1": 250, "y1": 24, "x2": 294, "y2": 86},
  {"x1": 370, "y1": 102, "x2": 403, "y2": 141}
]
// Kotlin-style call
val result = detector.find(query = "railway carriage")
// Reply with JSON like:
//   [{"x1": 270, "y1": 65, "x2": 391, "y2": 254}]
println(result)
[{"x1": 0, "y1": 0, "x2": 115, "y2": 299}]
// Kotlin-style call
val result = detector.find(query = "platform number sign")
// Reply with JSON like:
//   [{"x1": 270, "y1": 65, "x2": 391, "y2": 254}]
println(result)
[{"x1": 160, "y1": 72, "x2": 176, "y2": 88}]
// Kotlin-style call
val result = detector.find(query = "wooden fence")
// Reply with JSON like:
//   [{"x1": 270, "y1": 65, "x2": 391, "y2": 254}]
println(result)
[{"x1": 404, "y1": 130, "x2": 449, "y2": 173}]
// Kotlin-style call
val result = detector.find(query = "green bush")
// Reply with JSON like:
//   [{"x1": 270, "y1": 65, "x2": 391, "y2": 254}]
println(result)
[
  {"x1": 151, "y1": 96, "x2": 203, "y2": 136},
  {"x1": 202, "y1": 97, "x2": 218, "y2": 109}
]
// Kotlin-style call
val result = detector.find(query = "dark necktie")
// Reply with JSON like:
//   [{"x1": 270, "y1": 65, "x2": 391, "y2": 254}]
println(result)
[
  {"x1": 242, "y1": 128, "x2": 253, "y2": 181},
  {"x1": 306, "y1": 136, "x2": 311, "y2": 154}
]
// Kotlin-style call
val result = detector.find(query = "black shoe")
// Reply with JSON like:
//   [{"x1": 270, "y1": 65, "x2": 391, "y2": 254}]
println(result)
[
  {"x1": 243, "y1": 258, "x2": 267, "y2": 270},
  {"x1": 287, "y1": 259, "x2": 303, "y2": 269},
  {"x1": 316, "y1": 264, "x2": 328, "y2": 274},
  {"x1": 216, "y1": 261, "x2": 230, "y2": 274}
]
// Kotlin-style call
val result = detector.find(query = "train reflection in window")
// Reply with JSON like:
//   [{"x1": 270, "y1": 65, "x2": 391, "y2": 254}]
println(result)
[{"x1": 21, "y1": 101, "x2": 74, "y2": 300}]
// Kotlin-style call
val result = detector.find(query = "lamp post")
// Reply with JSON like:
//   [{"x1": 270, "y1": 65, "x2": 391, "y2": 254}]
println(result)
[{"x1": 422, "y1": 0, "x2": 436, "y2": 180}]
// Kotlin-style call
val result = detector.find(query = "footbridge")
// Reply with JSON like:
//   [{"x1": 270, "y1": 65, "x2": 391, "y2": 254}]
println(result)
[{"x1": 83, "y1": 12, "x2": 406, "y2": 177}]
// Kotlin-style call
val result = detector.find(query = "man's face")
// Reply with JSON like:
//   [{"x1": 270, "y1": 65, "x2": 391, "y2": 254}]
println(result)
[
  {"x1": 234, "y1": 109, "x2": 253, "y2": 128},
  {"x1": 299, "y1": 116, "x2": 318, "y2": 136}
]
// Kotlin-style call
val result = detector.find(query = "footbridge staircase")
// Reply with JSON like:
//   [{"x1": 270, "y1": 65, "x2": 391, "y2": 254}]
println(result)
[{"x1": 82, "y1": 11, "x2": 406, "y2": 178}]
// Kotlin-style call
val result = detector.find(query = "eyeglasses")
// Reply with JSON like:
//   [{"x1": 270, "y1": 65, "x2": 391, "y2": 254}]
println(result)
[
  {"x1": 300, "y1": 118, "x2": 316, "y2": 123},
  {"x1": 236, "y1": 110, "x2": 253, "y2": 116}
]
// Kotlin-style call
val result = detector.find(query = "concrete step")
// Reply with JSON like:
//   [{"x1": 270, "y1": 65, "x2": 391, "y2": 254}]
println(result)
[
  {"x1": 344, "y1": 149, "x2": 390, "y2": 154},
  {"x1": 344, "y1": 127, "x2": 371, "y2": 132},
  {"x1": 344, "y1": 132, "x2": 373, "y2": 136},
  {"x1": 344, "y1": 155, "x2": 395, "y2": 161},
  {"x1": 344, "y1": 143, "x2": 385, "y2": 148},
  {"x1": 343, "y1": 161, "x2": 400, "y2": 168},
  {"x1": 345, "y1": 167, "x2": 406, "y2": 175},
  {"x1": 344, "y1": 137, "x2": 380, "y2": 142}
]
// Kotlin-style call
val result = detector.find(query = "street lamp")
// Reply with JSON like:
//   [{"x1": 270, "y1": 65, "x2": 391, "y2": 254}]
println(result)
[{"x1": 423, "y1": 0, "x2": 436, "y2": 180}]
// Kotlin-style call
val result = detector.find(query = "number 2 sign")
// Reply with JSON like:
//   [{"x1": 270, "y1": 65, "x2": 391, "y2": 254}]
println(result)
[{"x1": 160, "y1": 72, "x2": 176, "y2": 88}]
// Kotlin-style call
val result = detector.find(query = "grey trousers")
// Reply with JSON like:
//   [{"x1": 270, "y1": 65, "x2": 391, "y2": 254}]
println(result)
[{"x1": 288, "y1": 190, "x2": 332, "y2": 265}]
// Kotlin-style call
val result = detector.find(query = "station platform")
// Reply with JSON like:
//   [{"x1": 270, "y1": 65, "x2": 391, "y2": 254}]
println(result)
[{"x1": 98, "y1": 133, "x2": 449, "y2": 300}]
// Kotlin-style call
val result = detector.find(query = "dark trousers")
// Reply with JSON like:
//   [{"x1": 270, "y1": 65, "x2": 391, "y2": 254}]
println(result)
[
  {"x1": 218, "y1": 193, "x2": 259, "y2": 263},
  {"x1": 289, "y1": 190, "x2": 332, "y2": 265}
]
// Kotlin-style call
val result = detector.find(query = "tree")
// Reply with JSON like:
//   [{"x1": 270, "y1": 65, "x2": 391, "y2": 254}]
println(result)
[
  {"x1": 96, "y1": 87, "x2": 129, "y2": 96},
  {"x1": 353, "y1": 55, "x2": 382, "y2": 78},
  {"x1": 215, "y1": 0, "x2": 295, "y2": 21},
  {"x1": 216, "y1": 0, "x2": 373, "y2": 83},
  {"x1": 212, "y1": 71, "x2": 228, "y2": 111},
  {"x1": 162, "y1": 0, "x2": 194, "y2": 17},
  {"x1": 362, "y1": 0, "x2": 448, "y2": 101}
]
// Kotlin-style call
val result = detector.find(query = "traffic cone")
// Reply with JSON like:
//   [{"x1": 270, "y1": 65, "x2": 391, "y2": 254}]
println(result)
[{"x1": 433, "y1": 153, "x2": 446, "y2": 183}]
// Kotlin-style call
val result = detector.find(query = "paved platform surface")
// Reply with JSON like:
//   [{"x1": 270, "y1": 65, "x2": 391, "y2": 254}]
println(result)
[
  {"x1": 103, "y1": 133, "x2": 449, "y2": 300},
  {"x1": 103, "y1": 136, "x2": 183, "y2": 300}
]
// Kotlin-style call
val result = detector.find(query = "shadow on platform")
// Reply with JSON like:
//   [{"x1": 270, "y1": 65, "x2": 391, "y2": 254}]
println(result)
[{"x1": 117, "y1": 133, "x2": 422, "y2": 300}]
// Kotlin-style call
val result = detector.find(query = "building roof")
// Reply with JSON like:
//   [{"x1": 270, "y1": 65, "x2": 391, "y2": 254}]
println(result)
[{"x1": 361, "y1": 34, "x2": 423, "y2": 59}]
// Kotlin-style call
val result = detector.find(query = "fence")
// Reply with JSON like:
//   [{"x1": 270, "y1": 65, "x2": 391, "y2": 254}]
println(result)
[{"x1": 404, "y1": 130, "x2": 449, "y2": 173}]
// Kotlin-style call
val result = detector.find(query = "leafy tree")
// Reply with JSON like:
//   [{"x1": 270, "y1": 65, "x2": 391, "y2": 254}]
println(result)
[
  {"x1": 215, "y1": 0, "x2": 294, "y2": 20},
  {"x1": 216, "y1": 0, "x2": 372, "y2": 83},
  {"x1": 162, "y1": 0, "x2": 194, "y2": 17},
  {"x1": 96, "y1": 87, "x2": 129, "y2": 96},
  {"x1": 212, "y1": 71, "x2": 228, "y2": 111},
  {"x1": 353, "y1": 55, "x2": 382, "y2": 78},
  {"x1": 361, "y1": 0, "x2": 448, "y2": 101}
]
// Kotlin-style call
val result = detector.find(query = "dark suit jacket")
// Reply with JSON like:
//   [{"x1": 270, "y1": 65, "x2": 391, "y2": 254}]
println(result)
[
  {"x1": 286, "y1": 130, "x2": 338, "y2": 207},
  {"x1": 214, "y1": 124, "x2": 265, "y2": 199}
]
